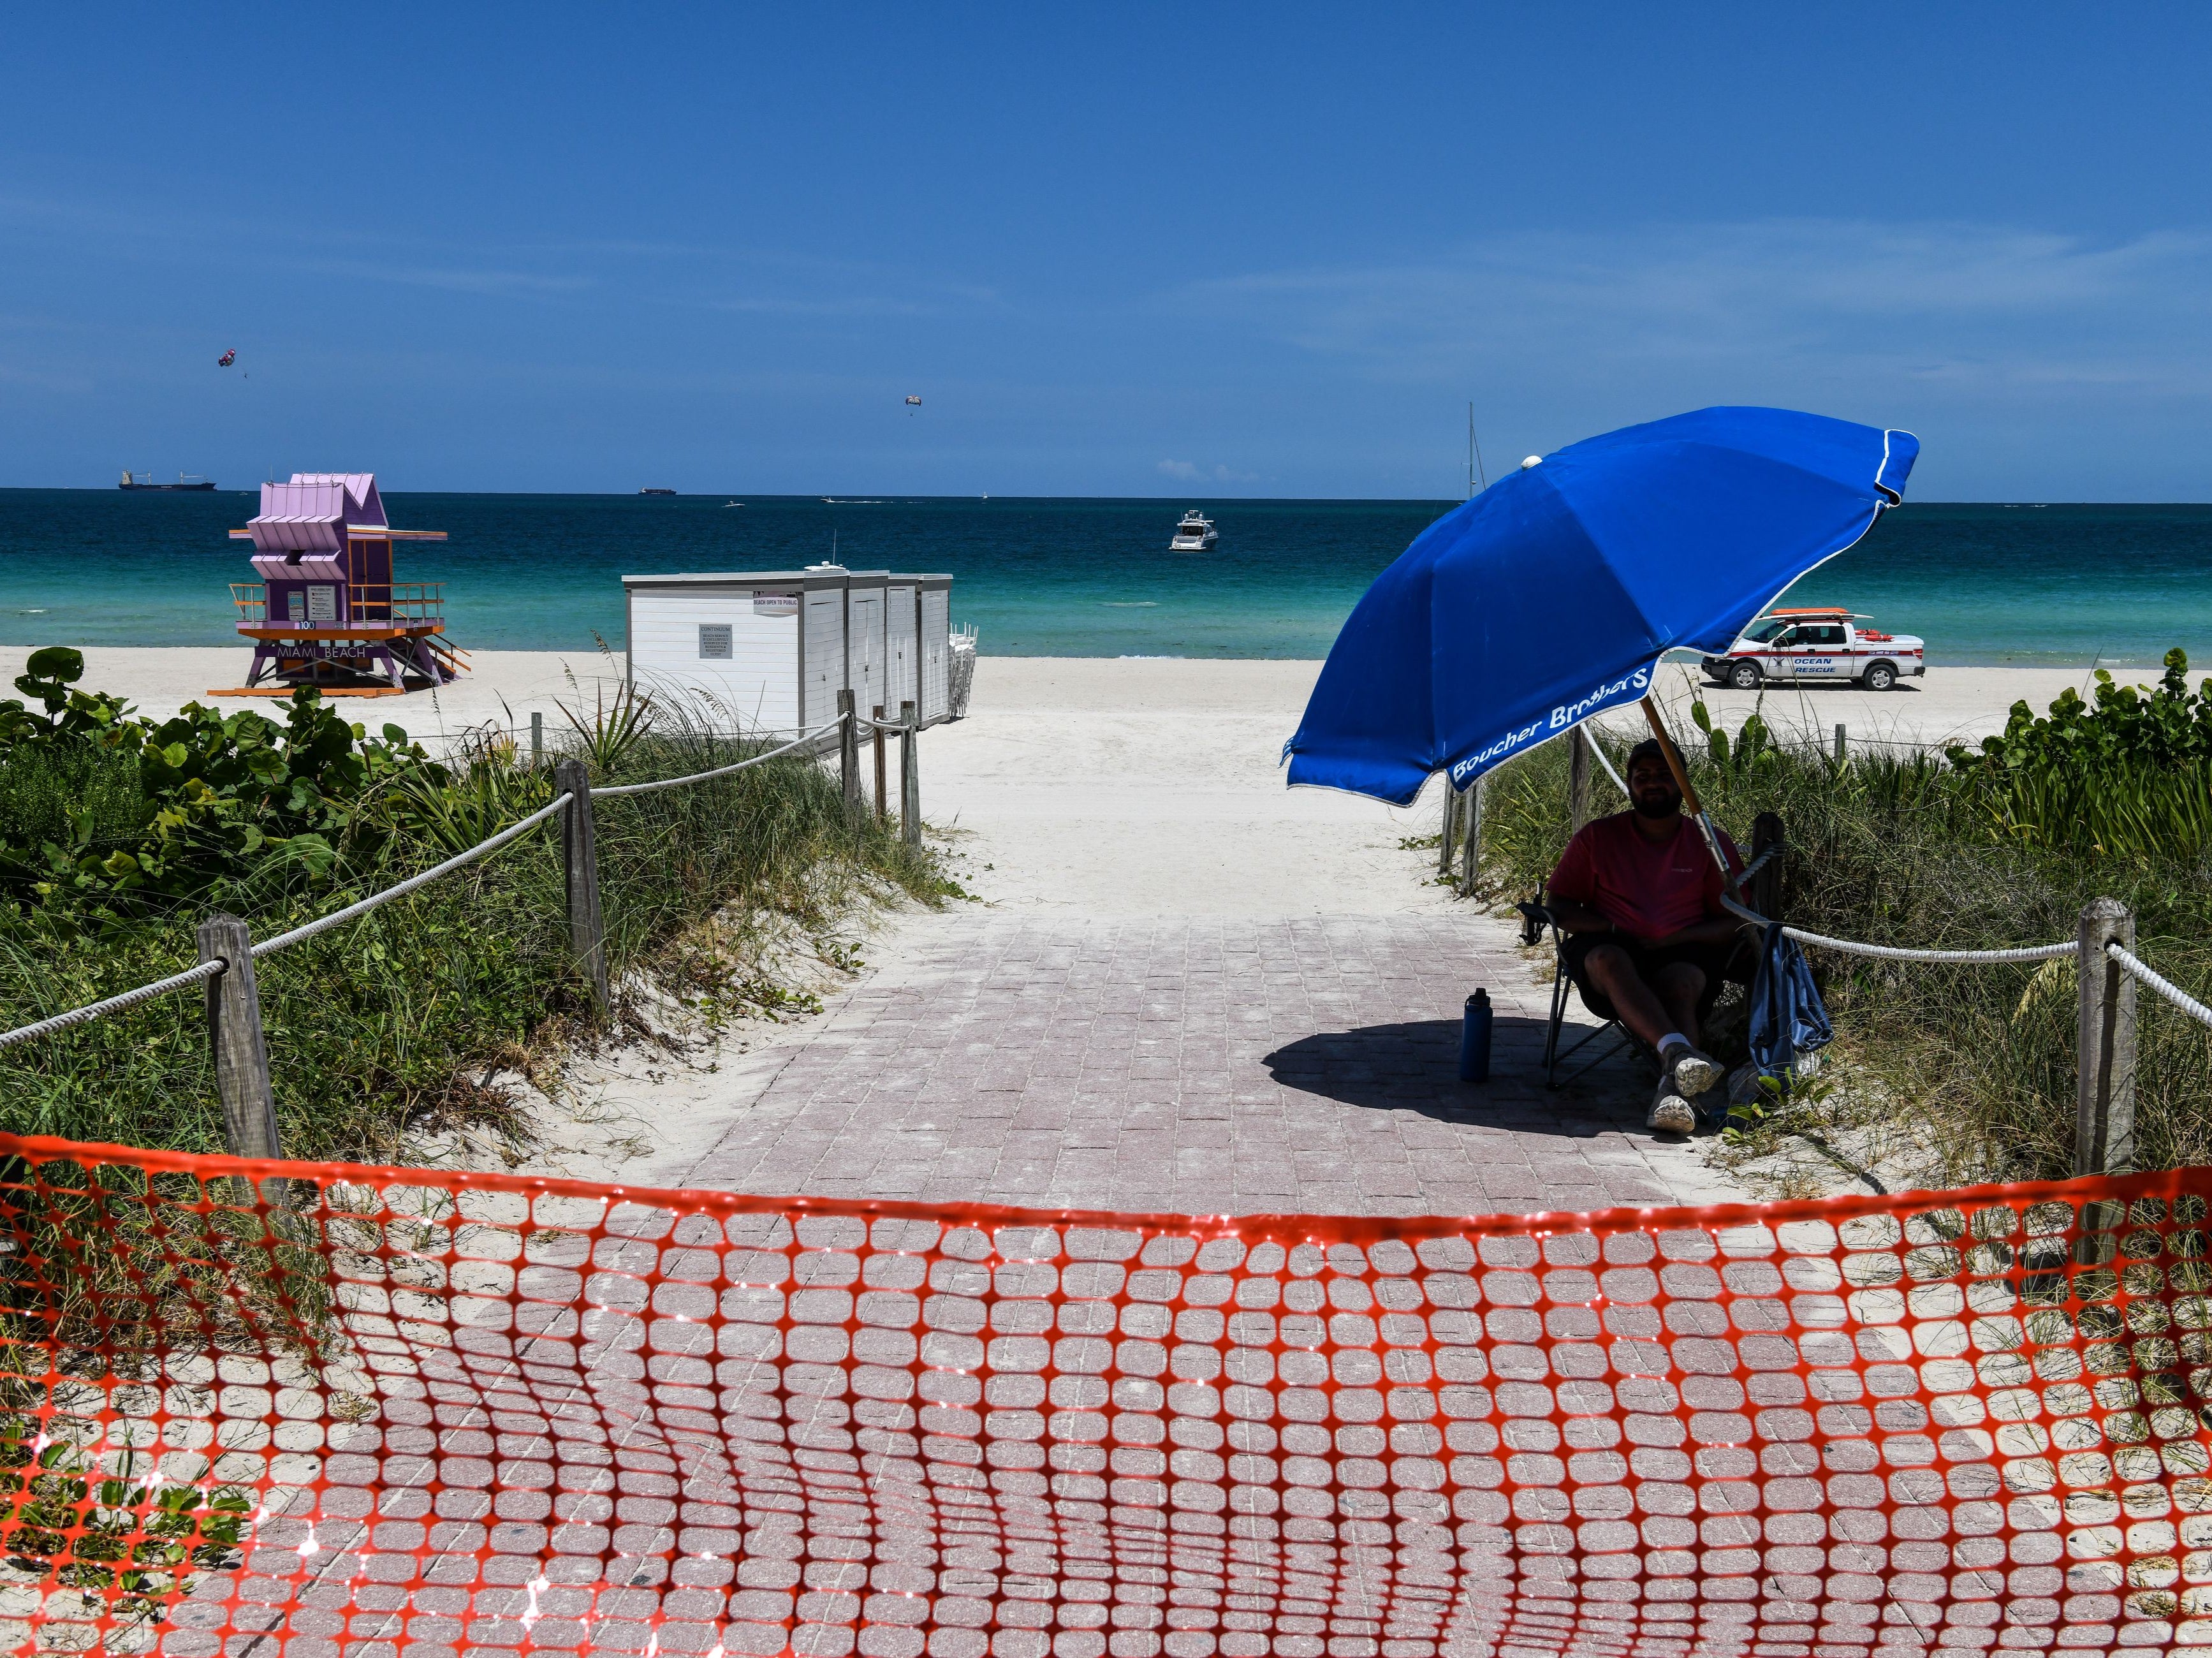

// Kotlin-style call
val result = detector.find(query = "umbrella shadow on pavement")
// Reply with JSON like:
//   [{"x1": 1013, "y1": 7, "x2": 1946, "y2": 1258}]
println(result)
[{"x1": 1262, "y1": 1018, "x2": 1646, "y2": 1128}]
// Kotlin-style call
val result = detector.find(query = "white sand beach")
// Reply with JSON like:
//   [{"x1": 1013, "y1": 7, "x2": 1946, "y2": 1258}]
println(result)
[{"x1": 0, "y1": 646, "x2": 2170, "y2": 911}]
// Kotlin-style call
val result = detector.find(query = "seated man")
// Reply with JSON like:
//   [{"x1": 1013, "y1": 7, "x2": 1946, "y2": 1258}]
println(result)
[{"x1": 1547, "y1": 738, "x2": 1747, "y2": 1134}]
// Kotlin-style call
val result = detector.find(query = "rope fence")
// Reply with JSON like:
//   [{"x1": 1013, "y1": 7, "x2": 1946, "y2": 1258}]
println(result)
[
  {"x1": 0, "y1": 959, "x2": 225, "y2": 1053},
  {"x1": 592, "y1": 715, "x2": 847, "y2": 798},
  {"x1": 252, "y1": 793, "x2": 574, "y2": 958},
  {"x1": 0, "y1": 707, "x2": 897, "y2": 1153},
  {"x1": 2109, "y1": 941, "x2": 2212, "y2": 1031}
]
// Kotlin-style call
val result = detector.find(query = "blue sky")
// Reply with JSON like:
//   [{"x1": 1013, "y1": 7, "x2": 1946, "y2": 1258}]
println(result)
[{"x1": 4, "y1": 3, "x2": 2210, "y2": 499}]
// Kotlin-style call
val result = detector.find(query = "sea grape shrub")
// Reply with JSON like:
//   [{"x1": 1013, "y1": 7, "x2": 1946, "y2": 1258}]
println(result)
[
  {"x1": 1688, "y1": 691, "x2": 1778, "y2": 772},
  {"x1": 0, "y1": 648, "x2": 449, "y2": 915},
  {"x1": 1944, "y1": 649, "x2": 2212, "y2": 860},
  {"x1": 0, "y1": 646, "x2": 135, "y2": 748},
  {"x1": 1949, "y1": 648, "x2": 2212, "y2": 774}
]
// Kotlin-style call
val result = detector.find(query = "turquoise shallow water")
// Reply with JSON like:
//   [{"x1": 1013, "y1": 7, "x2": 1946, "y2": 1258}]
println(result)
[{"x1": 3, "y1": 491, "x2": 2209, "y2": 666}]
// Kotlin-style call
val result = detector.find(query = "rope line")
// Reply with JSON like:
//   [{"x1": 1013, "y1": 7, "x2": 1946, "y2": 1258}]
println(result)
[
  {"x1": 3, "y1": 710, "x2": 862, "y2": 1045},
  {"x1": 592, "y1": 717, "x2": 847, "y2": 798},
  {"x1": 1719, "y1": 893, "x2": 2078, "y2": 963},
  {"x1": 1587, "y1": 735, "x2": 1629, "y2": 796},
  {"x1": 2109, "y1": 943, "x2": 2212, "y2": 1031},
  {"x1": 0, "y1": 960, "x2": 224, "y2": 1052},
  {"x1": 253, "y1": 795, "x2": 572, "y2": 958}
]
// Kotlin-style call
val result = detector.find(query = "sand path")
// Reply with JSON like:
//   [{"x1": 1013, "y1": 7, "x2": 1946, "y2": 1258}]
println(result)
[{"x1": 494, "y1": 657, "x2": 1767, "y2": 1214}]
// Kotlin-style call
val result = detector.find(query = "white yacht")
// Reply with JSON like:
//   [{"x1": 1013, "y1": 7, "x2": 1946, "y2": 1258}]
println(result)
[{"x1": 1169, "y1": 509, "x2": 1217, "y2": 552}]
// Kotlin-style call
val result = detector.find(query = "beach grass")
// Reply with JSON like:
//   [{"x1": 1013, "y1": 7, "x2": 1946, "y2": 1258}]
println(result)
[
  {"x1": 0, "y1": 684, "x2": 946, "y2": 1166},
  {"x1": 1478, "y1": 683, "x2": 2212, "y2": 1183}
]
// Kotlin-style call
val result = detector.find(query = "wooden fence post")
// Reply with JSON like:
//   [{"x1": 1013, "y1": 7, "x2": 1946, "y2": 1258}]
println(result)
[
  {"x1": 197, "y1": 914, "x2": 282, "y2": 1163},
  {"x1": 899, "y1": 699, "x2": 921, "y2": 849},
  {"x1": 1750, "y1": 812, "x2": 1785, "y2": 921},
  {"x1": 872, "y1": 705, "x2": 888, "y2": 823},
  {"x1": 1458, "y1": 779, "x2": 1483, "y2": 897},
  {"x1": 1437, "y1": 782, "x2": 1458, "y2": 877},
  {"x1": 2076, "y1": 897, "x2": 2137, "y2": 1178},
  {"x1": 1568, "y1": 727, "x2": 1592, "y2": 832},
  {"x1": 1833, "y1": 724, "x2": 1847, "y2": 765},
  {"x1": 838, "y1": 689, "x2": 861, "y2": 816},
  {"x1": 555, "y1": 759, "x2": 609, "y2": 1012}
]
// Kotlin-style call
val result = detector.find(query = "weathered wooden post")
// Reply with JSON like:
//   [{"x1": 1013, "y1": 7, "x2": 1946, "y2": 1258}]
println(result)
[
  {"x1": 1749, "y1": 812, "x2": 1785, "y2": 921},
  {"x1": 838, "y1": 689, "x2": 861, "y2": 817},
  {"x1": 1437, "y1": 782, "x2": 1458, "y2": 877},
  {"x1": 2076, "y1": 897, "x2": 2137, "y2": 1178},
  {"x1": 872, "y1": 704, "x2": 888, "y2": 823},
  {"x1": 1568, "y1": 728, "x2": 1593, "y2": 832},
  {"x1": 1833, "y1": 723, "x2": 1847, "y2": 765},
  {"x1": 196, "y1": 914, "x2": 282, "y2": 1163},
  {"x1": 554, "y1": 759, "x2": 609, "y2": 1012},
  {"x1": 1458, "y1": 779, "x2": 1483, "y2": 896},
  {"x1": 531, "y1": 710, "x2": 544, "y2": 768},
  {"x1": 899, "y1": 698, "x2": 921, "y2": 850}
]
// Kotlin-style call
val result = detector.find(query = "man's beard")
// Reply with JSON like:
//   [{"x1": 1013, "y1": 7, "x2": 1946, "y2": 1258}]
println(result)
[{"x1": 1632, "y1": 792, "x2": 1680, "y2": 819}]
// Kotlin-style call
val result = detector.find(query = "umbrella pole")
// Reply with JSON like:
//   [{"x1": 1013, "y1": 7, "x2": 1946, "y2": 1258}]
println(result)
[{"x1": 1639, "y1": 695, "x2": 1736, "y2": 881}]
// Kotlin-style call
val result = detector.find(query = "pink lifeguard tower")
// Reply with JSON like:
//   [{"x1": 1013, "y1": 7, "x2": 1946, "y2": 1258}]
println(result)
[{"x1": 212, "y1": 473, "x2": 464, "y2": 698}]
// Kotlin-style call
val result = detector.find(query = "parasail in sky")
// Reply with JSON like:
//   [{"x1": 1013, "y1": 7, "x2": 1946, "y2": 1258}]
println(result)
[
  {"x1": 905, "y1": 395, "x2": 921, "y2": 406},
  {"x1": 217, "y1": 349, "x2": 236, "y2": 367}
]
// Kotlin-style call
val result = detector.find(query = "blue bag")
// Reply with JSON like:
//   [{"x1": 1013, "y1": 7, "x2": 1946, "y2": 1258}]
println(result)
[{"x1": 1749, "y1": 922, "x2": 1833, "y2": 1080}]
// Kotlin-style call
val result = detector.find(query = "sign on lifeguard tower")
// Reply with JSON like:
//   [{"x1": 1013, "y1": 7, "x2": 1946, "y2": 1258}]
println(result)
[{"x1": 210, "y1": 473, "x2": 464, "y2": 698}]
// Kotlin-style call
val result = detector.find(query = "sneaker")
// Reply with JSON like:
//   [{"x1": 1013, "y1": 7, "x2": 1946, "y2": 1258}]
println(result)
[
  {"x1": 1660, "y1": 1039, "x2": 1724, "y2": 1099},
  {"x1": 1646, "y1": 1083, "x2": 1697, "y2": 1136}
]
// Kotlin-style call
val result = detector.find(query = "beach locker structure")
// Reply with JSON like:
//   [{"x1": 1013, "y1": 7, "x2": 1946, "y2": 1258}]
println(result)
[
  {"x1": 884, "y1": 575, "x2": 919, "y2": 717},
  {"x1": 844, "y1": 571, "x2": 891, "y2": 719},
  {"x1": 622, "y1": 568, "x2": 851, "y2": 731},
  {"x1": 912, "y1": 575, "x2": 954, "y2": 725}
]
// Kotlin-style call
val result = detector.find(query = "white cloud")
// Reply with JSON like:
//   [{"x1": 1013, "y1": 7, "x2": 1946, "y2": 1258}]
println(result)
[
  {"x1": 1159, "y1": 459, "x2": 1258, "y2": 483},
  {"x1": 1169, "y1": 221, "x2": 2212, "y2": 397}
]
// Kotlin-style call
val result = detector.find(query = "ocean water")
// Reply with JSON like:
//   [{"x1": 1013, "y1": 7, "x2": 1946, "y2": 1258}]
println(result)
[{"x1": 3, "y1": 490, "x2": 2209, "y2": 667}]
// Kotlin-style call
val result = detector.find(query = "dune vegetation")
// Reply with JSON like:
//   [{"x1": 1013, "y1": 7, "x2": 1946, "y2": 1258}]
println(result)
[
  {"x1": 1479, "y1": 650, "x2": 2212, "y2": 1182},
  {"x1": 0, "y1": 649, "x2": 948, "y2": 1164}
]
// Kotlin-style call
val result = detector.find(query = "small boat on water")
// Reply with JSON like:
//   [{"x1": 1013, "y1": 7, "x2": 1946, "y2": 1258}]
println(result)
[{"x1": 1169, "y1": 510, "x2": 1217, "y2": 552}]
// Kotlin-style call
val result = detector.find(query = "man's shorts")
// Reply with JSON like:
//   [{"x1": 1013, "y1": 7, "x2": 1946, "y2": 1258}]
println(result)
[{"x1": 1561, "y1": 931, "x2": 1737, "y2": 1008}]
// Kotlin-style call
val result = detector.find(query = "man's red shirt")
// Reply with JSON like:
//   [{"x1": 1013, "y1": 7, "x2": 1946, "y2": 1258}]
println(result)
[{"x1": 1548, "y1": 812, "x2": 1742, "y2": 942}]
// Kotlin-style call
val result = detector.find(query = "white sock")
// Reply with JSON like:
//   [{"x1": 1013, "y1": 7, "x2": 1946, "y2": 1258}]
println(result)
[{"x1": 1659, "y1": 1033, "x2": 1688, "y2": 1054}]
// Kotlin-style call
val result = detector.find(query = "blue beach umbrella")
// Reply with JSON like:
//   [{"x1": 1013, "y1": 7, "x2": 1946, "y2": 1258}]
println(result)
[{"x1": 1284, "y1": 406, "x2": 1918, "y2": 806}]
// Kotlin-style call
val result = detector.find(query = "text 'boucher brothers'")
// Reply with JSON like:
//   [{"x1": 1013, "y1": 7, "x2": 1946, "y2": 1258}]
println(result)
[{"x1": 1449, "y1": 663, "x2": 1653, "y2": 784}]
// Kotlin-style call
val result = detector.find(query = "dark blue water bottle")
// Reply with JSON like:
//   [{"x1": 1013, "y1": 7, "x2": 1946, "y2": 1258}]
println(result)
[{"x1": 1459, "y1": 988, "x2": 1493, "y2": 1083}]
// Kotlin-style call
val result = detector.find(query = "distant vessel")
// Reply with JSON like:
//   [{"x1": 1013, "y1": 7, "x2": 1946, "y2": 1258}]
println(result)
[
  {"x1": 120, "y1": 471, "x2": 217, "y2": 492},
  {"x1": 639, "y1": 486, "x2": 677, "y2": 497},
  {"x1": 1169, "y1": 509, "x2": 1217, "y2": 552},
  {"x1": 723, "y1": 499, "x2": 743, "y2": 508}
]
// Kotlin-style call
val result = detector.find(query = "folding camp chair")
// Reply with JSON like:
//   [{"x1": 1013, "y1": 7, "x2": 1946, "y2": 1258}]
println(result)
[{"x1": 1515, "y1": 884, "x2": 1754, "y2": 1091}]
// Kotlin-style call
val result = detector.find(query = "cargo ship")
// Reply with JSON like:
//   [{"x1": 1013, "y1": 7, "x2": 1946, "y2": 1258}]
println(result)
[{"x1": 120, "y1": 471, "x2": 217, "y2": 491}]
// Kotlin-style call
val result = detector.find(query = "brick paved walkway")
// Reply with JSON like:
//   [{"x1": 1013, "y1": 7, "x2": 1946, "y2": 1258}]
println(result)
[{"x1": 676, "y1": 914, "x2": 1743, "y2": 1215}]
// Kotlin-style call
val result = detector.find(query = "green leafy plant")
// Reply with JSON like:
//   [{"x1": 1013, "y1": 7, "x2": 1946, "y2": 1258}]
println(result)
[
  {"x1": 0, "y1": 1425, "x2": 250, "y2": 1632},
  {"x1": 559, "y1": 676, "x2": 656, "y2": 775},
  {"x1": 1947, "y1": 650, "x2": 2212, "y2": 859},
  {"x1": 0, "y1": 653, "x2": 450, "y2": 915}
]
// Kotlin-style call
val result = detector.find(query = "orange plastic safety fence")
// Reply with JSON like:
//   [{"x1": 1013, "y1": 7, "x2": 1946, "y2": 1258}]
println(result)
[{"x1": 0, "y1": 1136, "x2": 2206, "y2": 1657}]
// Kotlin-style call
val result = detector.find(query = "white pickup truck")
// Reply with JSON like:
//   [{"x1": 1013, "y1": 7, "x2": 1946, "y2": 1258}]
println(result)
[{"x1": 1700, "y1": 607, "x2": 1926, "y2": 691}]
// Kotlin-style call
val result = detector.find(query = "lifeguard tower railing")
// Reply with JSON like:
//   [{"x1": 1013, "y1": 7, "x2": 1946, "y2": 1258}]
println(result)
[{"x1": 229, "y1": 582, "x2": 446, "y2": 627}]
